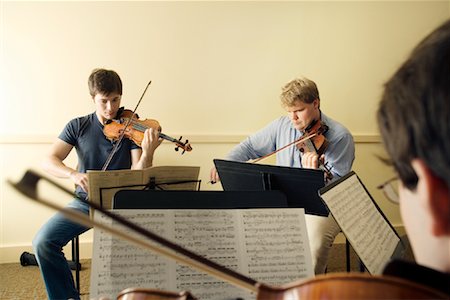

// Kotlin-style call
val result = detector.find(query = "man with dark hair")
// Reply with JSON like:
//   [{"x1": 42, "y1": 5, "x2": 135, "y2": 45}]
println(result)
[
  {"x1": 33, "y1": 68, "x2": 162, "y2": 299},
  {"x1": 377, "y1": 19, "x2": 450, "y2": 296}
]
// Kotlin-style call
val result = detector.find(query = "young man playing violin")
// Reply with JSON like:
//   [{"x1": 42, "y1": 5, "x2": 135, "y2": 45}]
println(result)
[
  {"x1": 34, "y1": 68, "x2": 162, "y2": 299},
  {"x1": 211, "y1": 76, "x2": 355, "y2": 275},
  {"x1": 377, "y1": 19, "x2": 450, "y2": 296}
]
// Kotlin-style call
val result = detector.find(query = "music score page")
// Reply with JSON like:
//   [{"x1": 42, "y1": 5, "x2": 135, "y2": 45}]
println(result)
[
  {"x1": 87, "y1": 166, "x2": 200, "y2": 211},
  {"x1": 90, "y1": 208, "x2": 313, "y2": 299},
  {"x1": 319, "y1": 173, "x2": 399, "y2": 274}
]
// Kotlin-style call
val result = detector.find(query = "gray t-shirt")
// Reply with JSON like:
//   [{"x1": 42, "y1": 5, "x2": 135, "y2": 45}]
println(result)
[{"x1": 59, "y1": 112, "x2": 139, "y2": 199}]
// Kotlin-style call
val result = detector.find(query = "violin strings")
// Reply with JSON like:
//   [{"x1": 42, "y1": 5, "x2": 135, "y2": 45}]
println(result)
[
  {"x1": 127, "y1": 119, "x2": 186, "y2": 146},
  {"x1": 130, "y1": 121, "x2": 148, "y2": 132},
  {"x1": 101, "y1": 81, "x2": 152, "y2": 171}
]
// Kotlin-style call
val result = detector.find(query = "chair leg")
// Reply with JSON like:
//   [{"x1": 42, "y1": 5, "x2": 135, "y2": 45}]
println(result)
[{"x1": 71, "y1": 236, "x2": 80, "y2": 292}]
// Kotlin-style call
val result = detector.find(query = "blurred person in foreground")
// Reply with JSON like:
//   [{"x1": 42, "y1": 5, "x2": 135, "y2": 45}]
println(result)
[{"x1": 377, "y1": 19, "x2": 450, "y2": 296}]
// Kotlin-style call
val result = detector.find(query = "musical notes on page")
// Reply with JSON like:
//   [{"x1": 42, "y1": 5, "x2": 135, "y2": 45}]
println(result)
[
  {"x1": 319, "y1": 172, "x2": 400, "y2": 274},
  {"x1": 241, "y1": 210, "x2": 313, "y2": 285},
  {"x1": 90, "y1": 208, "x2": 313, "y2": 300},
  {"x1": 87, "y1": 166, "x2": 200, "y2": 211}
]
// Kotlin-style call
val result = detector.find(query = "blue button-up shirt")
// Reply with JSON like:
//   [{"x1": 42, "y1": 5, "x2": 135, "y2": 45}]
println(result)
[{"x1": 226, "y1": 112, "x2": 355, "y2": 180}]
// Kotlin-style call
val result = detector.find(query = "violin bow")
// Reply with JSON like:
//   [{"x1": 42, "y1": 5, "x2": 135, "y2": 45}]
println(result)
[
  {"x1": 101, "y1": 80, "x2": 152, "y2": 171},
  {"x1": 249, "y1": 132, "x2": 318, "y2": 164},
  {"x1": 8, "y1": 170, "x2": 259, "y2": 294}
]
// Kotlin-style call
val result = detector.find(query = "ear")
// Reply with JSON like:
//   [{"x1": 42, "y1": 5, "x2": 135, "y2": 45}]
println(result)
[
  {"x1": 313, "y1": 98, "x2": 320, "y2": 109},
  {"x1": 411, "y1": 159, "x2": 450, "y2": 236}
]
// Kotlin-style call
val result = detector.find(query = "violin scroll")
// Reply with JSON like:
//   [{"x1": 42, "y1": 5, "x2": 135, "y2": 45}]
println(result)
[{"x1": 159, "y1": 133, "x2": 192, "y2": 154}]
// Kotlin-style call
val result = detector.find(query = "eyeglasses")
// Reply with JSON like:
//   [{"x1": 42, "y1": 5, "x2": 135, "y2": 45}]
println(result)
[{"x1": 377, "y1": 177, "x2": 399, "y2": 204}]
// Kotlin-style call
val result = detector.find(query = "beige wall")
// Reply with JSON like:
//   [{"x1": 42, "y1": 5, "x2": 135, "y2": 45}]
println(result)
[{"x1": 1, "y1": 1, "x2": 449, "y2": 263}]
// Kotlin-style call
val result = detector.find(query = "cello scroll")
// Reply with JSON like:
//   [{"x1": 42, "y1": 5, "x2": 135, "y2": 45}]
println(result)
[{"x1": 8, "y1": 170, "x2": 448, "y2": 300}]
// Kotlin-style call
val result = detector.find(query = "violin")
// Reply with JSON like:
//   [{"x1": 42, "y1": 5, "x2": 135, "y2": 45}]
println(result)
[
  {"x1": 296, "y1": 119, "x2": 329, "y2": 156},
  {"x1": 104, "y1": 108, "x2": 192, "y2": 154},
  {"x1": 296, "y1": 119, "x2": 333, "y2": 180},
  {"x1": 249, "y1": 119, "x2": 333, "y2": 180},
  {"x1": 9, "y1": 171, "x2": 449, "y2": 300}
]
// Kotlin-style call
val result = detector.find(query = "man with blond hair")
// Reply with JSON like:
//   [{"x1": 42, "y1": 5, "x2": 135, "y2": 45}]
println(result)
[{"x1": 211, "y1": 76, "x2": 355, "y2": 274}]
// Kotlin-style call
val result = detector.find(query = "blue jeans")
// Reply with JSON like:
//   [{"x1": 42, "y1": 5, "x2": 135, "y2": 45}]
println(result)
[{"x1": 33, "y1": 198, "x2": 90, "y2": 300}]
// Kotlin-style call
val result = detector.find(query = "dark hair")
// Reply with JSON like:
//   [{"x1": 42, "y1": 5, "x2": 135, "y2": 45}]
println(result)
[
  {"x1": 88, "y1": 68, "x2": 122, "y2": 97},
  {"x1": 377, "y1": 19, "x2": 450, "y2": 190}
]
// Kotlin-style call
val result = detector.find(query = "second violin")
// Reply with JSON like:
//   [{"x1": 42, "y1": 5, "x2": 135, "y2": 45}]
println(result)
[
  {"x1": 296, "y1": 119, "x2": 333, "y2": 181},
  {"x1": 103, "y1": 108, "x2": 192, "y2": 154},
  {"x1": 296, "y1": 119, "x2": 329, "y2": 155}
]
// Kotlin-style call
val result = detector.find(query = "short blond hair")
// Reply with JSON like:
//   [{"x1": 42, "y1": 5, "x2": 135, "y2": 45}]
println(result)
[{"x1": 280, "y1": 76, "x2": 320, "y2": 107}]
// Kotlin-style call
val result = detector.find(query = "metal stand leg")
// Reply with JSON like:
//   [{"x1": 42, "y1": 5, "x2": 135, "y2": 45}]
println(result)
[
  {"x1": 346, "y1": 237, "x2": 351, "y2": 272},
  {"x1": 71, "y1": 236, "x2": 80, "y2": 292}
]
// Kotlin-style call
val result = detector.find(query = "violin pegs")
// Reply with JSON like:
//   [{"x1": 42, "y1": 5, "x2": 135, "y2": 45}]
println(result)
[{"x1": 175, "y1": 147, "x2": 179, "y2": 151}]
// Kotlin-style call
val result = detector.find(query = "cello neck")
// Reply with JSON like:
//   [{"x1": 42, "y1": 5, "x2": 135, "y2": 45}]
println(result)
[{"x1": 9, "y1": 170, "x2": 258, "y2": 293}]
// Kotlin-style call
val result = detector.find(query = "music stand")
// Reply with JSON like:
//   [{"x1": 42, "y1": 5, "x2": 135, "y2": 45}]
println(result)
[
  {"x1": 113, "y1": 190, "x2": 288, "y2": 209},
  {"x1": 214, "y1": 159, "x2": 327, "y2": 216},
  {"x1": 87, "y1": 166, "x2": 200, "y2": 211}
]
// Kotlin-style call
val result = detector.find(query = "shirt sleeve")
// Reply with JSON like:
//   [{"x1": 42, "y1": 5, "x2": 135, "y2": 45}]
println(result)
[
  {"x1": 226, "y1": 118, "x2": 280, "y2": 162},
  {"x1": 130, "y1": 140, "x2": 140, "y2": 150},
  {"x1": 324, "y1": 130, "x2": 355, "y2": 179},
  {"x1": 58, "y1": 118, "x2": 79, "y2": 146}
]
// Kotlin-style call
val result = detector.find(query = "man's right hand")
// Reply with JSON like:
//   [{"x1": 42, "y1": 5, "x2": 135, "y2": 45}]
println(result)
[
  {"x1": 69, "y1": 171, "x2": 89, "y2": 193},
  {"x1": 209, "y1": 167, "x2": 221, "y2": 184}
]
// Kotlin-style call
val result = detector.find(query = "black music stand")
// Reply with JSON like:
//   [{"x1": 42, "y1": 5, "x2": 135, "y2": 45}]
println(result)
[
  {"x1": 113, "y1": 190, "x2": 288, "y2": 209},
  {"x1": 214, "y1": 159, "x2": 328, "y2": 216}
]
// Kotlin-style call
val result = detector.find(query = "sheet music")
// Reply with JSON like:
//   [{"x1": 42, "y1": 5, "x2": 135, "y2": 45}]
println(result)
[
  {"x1": 319, "y1": 173, "x2": 399, "y2": 274},
  {"x1": 87, "y1": 166, "x2": 200, "y2": 211},
  {"x1": 90, "y1": 208, "x2": 313, "y2": 299}
]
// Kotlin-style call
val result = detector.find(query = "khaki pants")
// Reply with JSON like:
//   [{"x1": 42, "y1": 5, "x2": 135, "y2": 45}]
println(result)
[{"x1": 305, "y1": 214, "x2": 341, "y2": 274}]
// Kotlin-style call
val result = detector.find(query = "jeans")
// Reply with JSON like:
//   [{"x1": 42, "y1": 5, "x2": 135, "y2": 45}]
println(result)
[
  {"x1": 305, "y1": 214, "x2": 341, "y2": 274},
  {"x1": 33, "y1": 199, "x2": 90, "y2": 300}
]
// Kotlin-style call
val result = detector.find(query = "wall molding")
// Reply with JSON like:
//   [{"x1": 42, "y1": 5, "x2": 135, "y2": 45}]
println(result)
[{"x1": 0, "y1": 134, "x2": 381, "y2": 145}]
